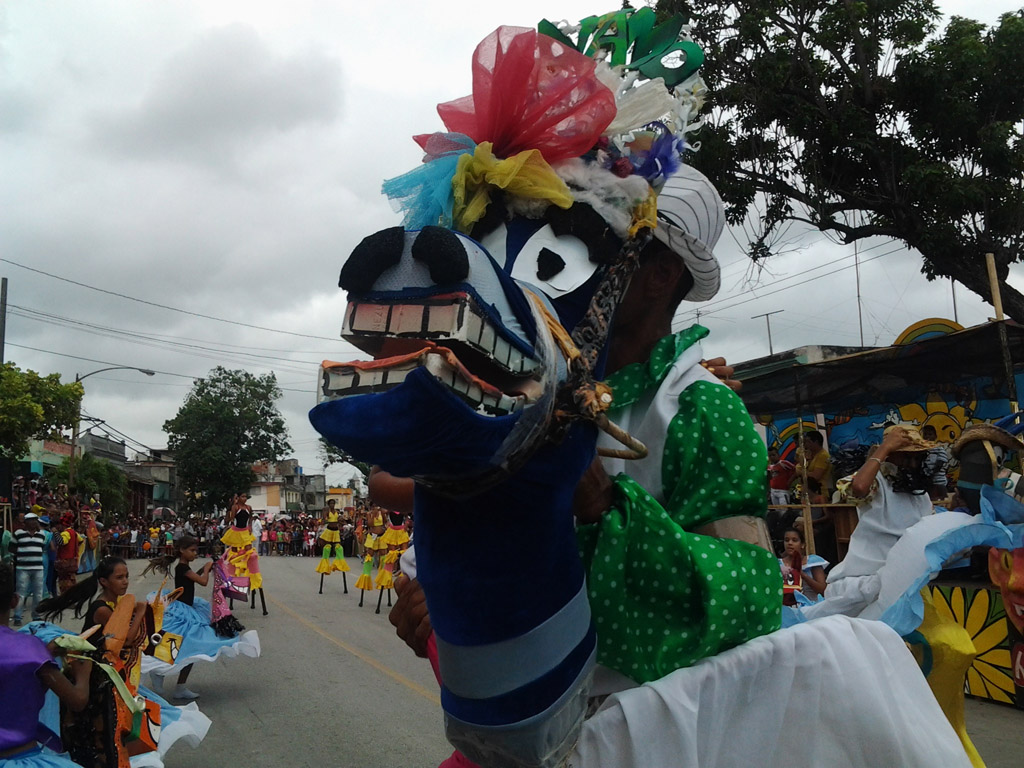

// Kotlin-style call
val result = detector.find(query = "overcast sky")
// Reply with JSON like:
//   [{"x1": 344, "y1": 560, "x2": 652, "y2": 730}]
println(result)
[{"x1": 2, "y1": 0, "x2": 1019, "y2": 488}]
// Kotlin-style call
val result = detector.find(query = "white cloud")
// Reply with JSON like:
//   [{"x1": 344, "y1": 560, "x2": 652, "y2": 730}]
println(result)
[{"x1": 90, "y1": 24, "x2": 343, "y2": 169}]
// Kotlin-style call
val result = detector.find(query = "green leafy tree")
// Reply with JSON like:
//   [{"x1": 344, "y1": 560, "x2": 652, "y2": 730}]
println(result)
[
  {"x1": 47, "y1": 452, "x2": 128, "y2": 524},
  {"x1": 0, "y1": 363, "x2": 82, "y2": 460},
  {"x1": 317, "y1": 437, "x2": 372, "y2": 479},
  {"x1": 658, "y1": 1, "x2": 1024, "y2": 318},
  {"x1": 163, "y1": 367, "x2": 291, "y2": 513}
]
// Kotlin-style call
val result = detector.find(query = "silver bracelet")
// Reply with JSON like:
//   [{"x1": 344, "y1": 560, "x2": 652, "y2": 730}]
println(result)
[{"x1": 867, "y1": 456, "x2": 883, "y2": 465}]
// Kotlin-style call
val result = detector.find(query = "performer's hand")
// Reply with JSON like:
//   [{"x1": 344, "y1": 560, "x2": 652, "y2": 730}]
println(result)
[
  {"x1": 390, "y1": 575, "x2": 432, "y2": 658},
  {"x1": 701, "y1": 357, "x2": 742, "y2": 392},
  {"x1": 572, "y1": 456, "x2": 614, "y2": 524}
]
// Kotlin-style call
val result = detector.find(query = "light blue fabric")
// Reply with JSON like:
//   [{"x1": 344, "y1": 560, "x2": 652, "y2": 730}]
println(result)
[
  {"x1": 381, "y1": 133, "x2": 476, "y2": 230},
  {"x1": 780, "y1": 605, "x2": 807, "y2": 628},
  {"x1": 0, "y1": 746, "x2": 80, "y2": 768},
  {"x1": 148, "y1": 593, "x2": 243, "y2": 663},
  {"x1": 803, "y1": 555, "x2": 829, "y2": 572},
  {"x1": 879, "y1": 486, "x2": 1024, "y2": 636}
]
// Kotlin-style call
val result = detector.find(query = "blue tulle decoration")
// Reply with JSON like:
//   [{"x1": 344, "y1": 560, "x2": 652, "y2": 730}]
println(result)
[
  {"x1": 381, "y1": 133, "x2": 476, "y2": 230},
  {"x1": 631, "y1": 123, "x2": 684, "y2": 186}
]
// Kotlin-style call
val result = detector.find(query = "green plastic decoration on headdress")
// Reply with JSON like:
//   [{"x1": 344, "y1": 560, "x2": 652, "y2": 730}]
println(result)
[{"x1": 539, "y1": 8, "x2": 704, "y2": 87}]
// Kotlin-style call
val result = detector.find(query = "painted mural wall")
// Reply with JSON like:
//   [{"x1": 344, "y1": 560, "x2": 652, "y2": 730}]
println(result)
[{"x1": 751, "y1": 319, "x2": 1019, "y2": 479}]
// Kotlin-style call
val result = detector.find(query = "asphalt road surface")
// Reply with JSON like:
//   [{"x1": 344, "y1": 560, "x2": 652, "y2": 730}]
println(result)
[
  {"x1": 127, "y1": 554, "x2": 1022, "y2": 768},
  {"x1": 133, "y1": 554, "x2": 453, "y2": 768}
]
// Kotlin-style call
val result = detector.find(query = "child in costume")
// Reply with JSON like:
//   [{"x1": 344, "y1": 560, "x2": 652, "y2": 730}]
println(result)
[
  {"x1": 32, "y1": 557, "x2": 211, "y2": 768},
  {"x1": 220, "y1": 494, "x2": 267, "y2": 615},
  {"x1": 779, "y1": 527, "x2": 827, "y2": 605},
  {"x1": 76, "y1": 509, "x2": 99, "y2": 576},
  {"x1": 0, "y1": 562, "x2": 92, "y2": 768},
  {"x1": 140, "y1": 536, "x2": 260, "y2": 699}
]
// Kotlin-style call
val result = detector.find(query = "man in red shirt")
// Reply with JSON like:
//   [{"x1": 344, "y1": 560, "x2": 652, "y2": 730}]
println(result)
[
  {"x1": 52, "y1": 512, "x2": 81, "y2": 595},
  {"x1": 767, "y1": 447, "x2": 796, "y2": 506}
]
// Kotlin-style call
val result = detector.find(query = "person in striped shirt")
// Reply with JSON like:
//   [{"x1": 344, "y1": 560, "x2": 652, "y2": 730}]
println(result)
[{"x1": 12, "y1": 512, "x2": 47, "y2": 626}]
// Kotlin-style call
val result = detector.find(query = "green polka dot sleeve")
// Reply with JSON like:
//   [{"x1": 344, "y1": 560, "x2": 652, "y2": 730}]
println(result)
[
  {"x1": 662, "y1": 380, "x2": 769, "y2": 529},
  {"x1": 577, "y1": 475, "x2": 783, "y2": 683}
]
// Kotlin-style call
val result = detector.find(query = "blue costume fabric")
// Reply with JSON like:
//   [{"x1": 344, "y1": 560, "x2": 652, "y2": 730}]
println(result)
[{"x1": 140, "y1": 593, "x2": 260, "y2": 676}]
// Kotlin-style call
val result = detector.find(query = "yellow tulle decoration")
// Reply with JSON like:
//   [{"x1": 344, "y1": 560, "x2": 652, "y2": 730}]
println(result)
[
  {"x1": 355, "y1": 573, "x2": 374, "y2": 591},
  {"x1": 376, "y1": 569, "x2": 394, "y2": 590},
  {"x1": 452, "y1": 142, "x2": 574, "y2": 233}
]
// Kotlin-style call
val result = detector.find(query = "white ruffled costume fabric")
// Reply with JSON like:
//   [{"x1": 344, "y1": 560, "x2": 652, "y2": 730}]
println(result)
[{"x1": 570, "y1": 615, "x2": 971, "y2": 768}]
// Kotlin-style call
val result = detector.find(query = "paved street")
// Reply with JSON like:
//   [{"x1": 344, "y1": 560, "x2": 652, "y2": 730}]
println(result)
[
  {"x1": 128, "y1": 555, "x2": 1023, "y2": 768},
  {"x1": 133, "y1": 555, "x2": 453, "y2": 768}
]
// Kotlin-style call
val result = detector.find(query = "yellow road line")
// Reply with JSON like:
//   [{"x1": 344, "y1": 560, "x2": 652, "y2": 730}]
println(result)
[{"x1": 266, "y1": 594, "x2": 441, "y2": 706}]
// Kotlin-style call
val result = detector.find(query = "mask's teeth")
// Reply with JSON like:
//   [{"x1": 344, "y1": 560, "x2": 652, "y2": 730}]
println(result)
[
  {"x1": 466, "y1": 311, "x2": 484, "y2": 346},
  {"x1": 390, "y1": 304, "x2": 425, "y2": 335},
  {"x1": 343, "y1": 303, "x2": 355, "y2": 335},
  {"x1": 426, "y1": 304, "x2": 459, "y2": 335},
  {"x1": 351, "y1": 303, "x2": 390, "y2": 333},
  {"x1": 492, "y1": 335, "x2": 512, "y2": 368},
  {"x1": 478, "y1": 321, "x2": 496, "y2": 355}
]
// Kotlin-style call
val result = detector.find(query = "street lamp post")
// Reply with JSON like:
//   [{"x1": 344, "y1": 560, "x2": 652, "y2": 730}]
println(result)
[{"x1": 68, "y1": 366, "x2": 156, "y2": 491}]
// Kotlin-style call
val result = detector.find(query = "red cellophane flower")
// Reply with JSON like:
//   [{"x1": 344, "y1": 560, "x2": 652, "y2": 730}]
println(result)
[{"x1": 430, "y1": 27, "x2": 616, "y2": 165}]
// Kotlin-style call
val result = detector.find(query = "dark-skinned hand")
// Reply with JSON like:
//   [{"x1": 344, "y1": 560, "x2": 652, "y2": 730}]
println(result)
[{"x1": 389, "y1": 574, "x2": 432, "y2": 658}]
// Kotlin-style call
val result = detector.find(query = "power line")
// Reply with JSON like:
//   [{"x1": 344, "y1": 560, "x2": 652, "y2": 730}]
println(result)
[
  {"x1": 80, "y1": 409, "x2": 155, "y2": 454},
  {"x1": 673, "y1": 246, "x2": 901, "y2": 329},
  {"x1": 5, "y1": 342, "x2": 318, "y2": 393},
  {"x1": 694, "y1": 237, "x2": 903, "y2": 314},
  {"x1": 0, "y1": 257, "x2": 347, "y2": 342},
  {"x1": 9, "y1": 305, "x2": 325, "y2": 374},
  {"x1": 8, "y1": 305, "x2": 339, "y2": 355}
]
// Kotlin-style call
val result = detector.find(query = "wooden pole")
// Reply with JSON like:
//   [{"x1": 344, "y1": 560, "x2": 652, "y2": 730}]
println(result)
[
  {"x1": 986, "y1": 252, "x2": 1019, "y2": 413},
  {"x1": 794, "y1": 369, "x2": 816, "y2": 555}
]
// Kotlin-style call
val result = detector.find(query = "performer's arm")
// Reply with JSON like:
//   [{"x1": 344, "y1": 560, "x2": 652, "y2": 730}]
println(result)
[
  {"x1": 803, "y1": 564, "x2": 827, "y2": 596},
  {"x1": 849, "y1": 428, "x2": 914, "y2": 498},
  {"x1": 38, "y1": 657, "x2": 92, "y2": 712},
  {"x1": 368, "y1": 466, "x2": 415, "y2": 514},
  {"x1": 186, "y1": 562, "x2": 214, "y2": 587}
]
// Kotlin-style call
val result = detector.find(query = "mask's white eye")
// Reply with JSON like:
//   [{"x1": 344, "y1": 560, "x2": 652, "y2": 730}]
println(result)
[
  {"x1": 479, "y1": 226, "x2": 508, "y2": 269},
  {"x1": 508, "y1": 225, "x2": 595, "y2": 297}
]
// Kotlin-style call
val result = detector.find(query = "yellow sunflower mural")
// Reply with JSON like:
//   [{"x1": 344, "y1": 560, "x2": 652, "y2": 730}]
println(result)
[{"x1": 930, "y1": 584, "x2": 1016, "y2": 704}]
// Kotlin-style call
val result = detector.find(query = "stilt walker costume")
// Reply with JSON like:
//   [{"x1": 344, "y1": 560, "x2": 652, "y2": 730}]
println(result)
[
  {"x1": 315, "y1": 503, "x2": 349, "y2": 594},
  {"x1": 354, "y1": 555, "x2": 374, "y2": 608},
  {"x1": 219, "y1": 494, "x2": 267, "y2": 616}
]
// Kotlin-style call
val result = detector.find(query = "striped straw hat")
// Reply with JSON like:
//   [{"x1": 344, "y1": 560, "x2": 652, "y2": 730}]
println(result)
[{"x1": 653, "y1": 164, "x2": 724, "y2": 302}]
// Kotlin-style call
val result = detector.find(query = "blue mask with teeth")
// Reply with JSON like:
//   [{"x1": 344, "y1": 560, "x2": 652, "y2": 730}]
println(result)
[{"x1": 308, "y1": 213, "x2": 608, "y2": 767}]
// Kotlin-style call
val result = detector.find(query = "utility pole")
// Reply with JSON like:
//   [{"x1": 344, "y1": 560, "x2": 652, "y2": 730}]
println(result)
[
  {"x1": 0, "y1": 277, "x2": 7, "y2": 364},
  {"x1": 854, "y1": 243, "x2": 865, "y2": 346},
  {"x1": 951, "y1": 276, "x2": 959, "y2": 324},
  {"x1": 751, "y1": 310, "x2": 784, "y2": 355}
]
